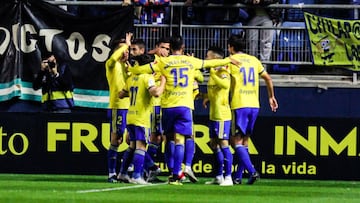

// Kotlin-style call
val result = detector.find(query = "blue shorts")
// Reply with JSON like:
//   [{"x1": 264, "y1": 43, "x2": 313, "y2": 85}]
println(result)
[
  {"x1": 151, "y1": 105, "x2": 163, "y2": 135},
  {"x1": 162, "y1": 107, "x2": 193, "y2": 137},
  {"x1": 127, "y1": 124, "x2": 150, "y2": 142},
  {"x1": 231, "y1": 108, "x2": 259, "y2": 136},
  {"x1": 107, "y1": 109, "x2": 127, "y2": 137},
  {"x1": 209, "y1": 120, "x2": 231, "y2": 140}
]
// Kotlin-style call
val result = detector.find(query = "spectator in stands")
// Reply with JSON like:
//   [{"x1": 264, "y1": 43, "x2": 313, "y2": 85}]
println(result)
[
  {"x1": 134, "y1": 0, "x2": 170, "y2": 24},
  {"x1": 33, "y1": 53, "x2": 74, "y2": 113},
  {"x1": 240, "y1": 0, "x2": 282, "y2": 69}
]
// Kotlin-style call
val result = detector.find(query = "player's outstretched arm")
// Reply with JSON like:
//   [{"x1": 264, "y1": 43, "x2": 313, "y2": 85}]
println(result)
[
  {"x1": 128, "y1": 61, "x2": 160, "y2": 74},
  {"x1": 202, "y1": 56, "x2": 240, "y2": 69},
  {"x1": 203, "y1": 58, "x2": 231, "y2": 69},
  {"x1": 209, "y1": 68, "x2": 230, "y2": 89},
  {"x1": 105, "y1": 33, "x2": 132, "y2": 69}
]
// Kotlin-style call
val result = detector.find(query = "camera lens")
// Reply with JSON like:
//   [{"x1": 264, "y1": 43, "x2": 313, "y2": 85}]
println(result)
[{"x1": 48, "y1": 61, "x2": 56, "y2": 68}]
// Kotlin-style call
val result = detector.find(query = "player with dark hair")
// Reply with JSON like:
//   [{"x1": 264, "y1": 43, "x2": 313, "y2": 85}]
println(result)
[
  {"x1": 203, "y1": 46, "x2": 233, "y2": 186},
  {"x1": 146, "y1": 37, "x2": 171, "y2": 182},
  {"x1": 227, "y1": 33, "x2": 278, "y2": 185},
  {"x1": 119, "y1": 54, "x2": 166, "y2": 184},
  {"x1": 130, "y1": 38, "x2": 146, "y2": 57},
  {"x1": 105, "y1": 33, "x2": 132, "y2": 183},
  {"x1": 117, "y1": 37, "x2": 149, "y2": 183}
]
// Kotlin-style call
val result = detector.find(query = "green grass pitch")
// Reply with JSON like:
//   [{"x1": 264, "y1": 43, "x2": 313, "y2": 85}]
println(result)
[{"x1": 0, "y1": 174, "x2": 359, "y2": 203}]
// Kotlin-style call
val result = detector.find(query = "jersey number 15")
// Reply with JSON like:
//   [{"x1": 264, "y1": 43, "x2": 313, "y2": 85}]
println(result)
[{"x1": 170, "y1": 67, "x2": 189, "y2": 87}]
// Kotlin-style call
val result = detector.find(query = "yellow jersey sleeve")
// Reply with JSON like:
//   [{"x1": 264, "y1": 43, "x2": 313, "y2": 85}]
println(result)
[
  {"x1": 105, "y1": 45, "x2": 130, "y2": 109},
  {"x1": 207, "y1": 68, "x2": 231, "y2": 121}
]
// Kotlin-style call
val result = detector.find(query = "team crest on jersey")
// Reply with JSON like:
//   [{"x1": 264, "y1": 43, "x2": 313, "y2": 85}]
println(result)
[{"x1": 148, "y1": 78, "x2": 155, "y2": 87}]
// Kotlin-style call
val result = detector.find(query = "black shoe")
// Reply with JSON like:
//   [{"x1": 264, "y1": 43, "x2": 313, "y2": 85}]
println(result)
[
  {"x1": 168, "y1": 175, "x2": 183, "y2": 185},
  {"x1": 233, "y1": 178, "x2": 242, "y2": 185},
  {"x1": 247, "y1": 172, "x2": 260, "y2": 185},
  {"x1": 107, "y1": 175, "x2": 118, "y2": 183}
]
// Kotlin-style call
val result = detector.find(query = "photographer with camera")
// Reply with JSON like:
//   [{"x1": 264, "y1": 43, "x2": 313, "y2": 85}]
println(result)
[{"x1": 33, "y1": 53, "x2": 74, "y2": 113}]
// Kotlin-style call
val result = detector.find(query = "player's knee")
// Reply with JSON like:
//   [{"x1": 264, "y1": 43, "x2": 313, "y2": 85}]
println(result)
[
  {"x1": 230, "y1": 135, "x2": 242, "y2": 145},
  {"x1": 219, "y1": 139, "x2": 229, "y2": 148},
  {"x1": 175, "y1": 133, "x2": 185, "y2": 144}
]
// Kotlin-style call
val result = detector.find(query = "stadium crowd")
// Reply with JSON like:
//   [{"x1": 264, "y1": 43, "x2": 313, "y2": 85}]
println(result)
[{"x1": 53, "y1": 0, "x2": 360, "y2": 23}]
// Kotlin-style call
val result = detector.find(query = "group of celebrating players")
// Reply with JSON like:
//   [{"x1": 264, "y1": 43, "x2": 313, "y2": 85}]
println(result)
[{"x1": 105, "y1": 32, "x2": 278, "y2": 186}]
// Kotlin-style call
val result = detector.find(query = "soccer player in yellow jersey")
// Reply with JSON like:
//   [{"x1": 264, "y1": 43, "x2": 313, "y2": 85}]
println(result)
[
  {"x1": 128, "y1": 35, "x2": 236, "y2": 185},
  {"x1": 202, "y1": 46, "x2": 233, "y2": 186},
  {"x1": 119, "y1": 54, "x2": 166, "y2": 184},
  {"x1": 146, "y1": 38, "x2": 171, "y2": 182},
  {"x1": 117, "y1": 38, "x2": 147, "y2": 183},
  {"x1": 227, "y1": 33, "x2": 278, "y2": 185},
  {"x1": 105, "y1": 33, "x2": 132, "y2": 183},
  {"x1": 130, "y1": 39, "x2": 146, "y2": 58}
]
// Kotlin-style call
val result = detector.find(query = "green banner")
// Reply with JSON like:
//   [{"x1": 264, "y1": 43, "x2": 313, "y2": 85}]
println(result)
[{"x1": 304, "y1": 12, "x2": 360, "y2": 71}]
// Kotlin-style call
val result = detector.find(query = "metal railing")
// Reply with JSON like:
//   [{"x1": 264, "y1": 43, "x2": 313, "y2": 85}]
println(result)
[{"x1": 44, "y1": 1, "x2": 360, "y2": 84}]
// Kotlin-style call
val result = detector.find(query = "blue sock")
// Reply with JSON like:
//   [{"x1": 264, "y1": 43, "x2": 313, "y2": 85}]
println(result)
[
  {"x1": 107, "y1": 145, "x2": 118, "y2": 176},
  {"x1": 147, "y1": 142, "x2": 159, "y2": 160},
  {"x1": 185, "y1": 138, "x2": 195, "y2": 167},
  {"x1": 144, "y1": 151, "x2": 155, "y2": 172},
  {"x1": 221, "y1": 146, "x2": 233, "y2": 177},
  {"x1": 215, "y1": 148, "x2": 224, "y2": 177},
  {"x1": 233, "y1": 152, "x2": 241, "y2": 179},
  {"x1": 173, "y1": 143, "x2": 185, "y2": 177},
  {"x1": 132, "y1": 149, "x2": 146, "y2": 179},
  {"x1": 235, "y1": 145, "x2": 255, "y2": 174},
  {"x1": 119, "y1": 147, "x2": 134, "y2": 175},
  {"x1": 165, "y1": 140, "x2": 175, "y2": 173},
  {"x1": 235, "y1": 163, "x2": 245, "y2": 180}
]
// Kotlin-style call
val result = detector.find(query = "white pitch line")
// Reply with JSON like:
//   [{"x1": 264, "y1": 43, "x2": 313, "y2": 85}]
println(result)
[{"x1": 76, "y1": 183, "x2": 167, "y2": 194}]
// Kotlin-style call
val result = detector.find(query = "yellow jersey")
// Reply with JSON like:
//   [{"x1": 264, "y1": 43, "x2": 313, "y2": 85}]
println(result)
[
  {"x1": 228, "y1": 53, "x2": 265, "y2": 109},
  {"x1": 124, "y1": 73, "x2": 156, "y2": 128},
  {"x1": 207, "y1": 67, "x2": 231, "y2": 121},
  {"x1": 105, "y1": 45, "x2": 130, "y2": 109},
  {"x1": 129, "y1": 55, "x2": 231, "y2": 109}
]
